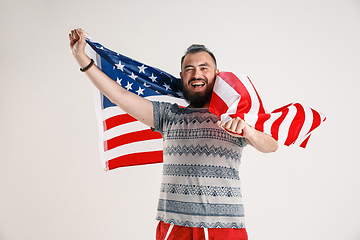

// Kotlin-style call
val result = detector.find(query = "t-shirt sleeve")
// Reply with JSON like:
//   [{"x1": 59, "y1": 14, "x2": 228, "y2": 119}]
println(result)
[
  {"x1": 152, "y1": 101, "x2": 172, "y2": 135},
  {"x1": 239, "y1": 137, "x2": 248, "y2": 147}
]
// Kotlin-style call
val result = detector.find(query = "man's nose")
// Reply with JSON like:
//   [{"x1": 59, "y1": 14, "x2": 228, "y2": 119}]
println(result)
[{"x1": 194, "y1": 68, "x2": 202, "y2": 78}]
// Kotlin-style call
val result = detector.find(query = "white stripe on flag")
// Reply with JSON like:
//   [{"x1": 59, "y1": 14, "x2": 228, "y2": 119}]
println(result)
[
  {"x1": 293, "y1": 106, "x2": 314, "y2": 146},
  {"x1": 105, "y1": 139, "x2": 163, "y2": 160},
  {"x1": 102, "y1": 106, "x2": 123, "y2": 120},
  {"x1": 294, "y1": 111, "x2": 326, "y2": 146},
  {"x1": 243, "y1": 113, "x2": 259, "y2": 128},
  {"x1": 263, "y1": 112, "x2": 282, "y2": 137},
  {"x1": 277, "y1": 104, "x2": 297, "y2": 143},
  {"x1": 104, "y1": 121, "x2": 150, "y2": 140},
  {"x1": 238, "y1": 73, "x2": 260, "y2": 114},
  {"x1": 213, "y1": 76, "x2": 241, "y2": 123}
]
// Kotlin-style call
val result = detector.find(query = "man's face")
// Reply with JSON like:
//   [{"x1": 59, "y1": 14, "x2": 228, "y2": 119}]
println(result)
[{"x1": 180, "y1": 51, "x2": 219, "y2": 108}]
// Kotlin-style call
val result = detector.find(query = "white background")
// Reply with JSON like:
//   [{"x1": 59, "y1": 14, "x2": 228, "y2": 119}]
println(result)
[{"x1": 1, "y1": 0, "x2": 359, "y2": 239}]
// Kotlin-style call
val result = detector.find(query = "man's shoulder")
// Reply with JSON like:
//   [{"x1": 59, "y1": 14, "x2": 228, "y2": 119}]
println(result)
[
  {"x1": 152, "y1": 101, "x2": 185, "y2": 116},
  {"x1": 152, "y1": 101, "x2": 181, "y2": 109}
]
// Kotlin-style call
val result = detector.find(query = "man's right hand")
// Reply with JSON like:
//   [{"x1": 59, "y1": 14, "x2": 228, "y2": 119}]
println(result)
[{"x1": 69, "y1": 28, "x2": 91, "y2": 68}]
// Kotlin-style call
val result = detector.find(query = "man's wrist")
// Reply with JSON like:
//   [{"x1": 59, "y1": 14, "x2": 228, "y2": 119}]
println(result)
[
  {"x1": 245, "y1": 126, "x2": 258, "y2": 142},
  {"x1": 74, "y1": 53, "x2": 91, "y2": 69}
]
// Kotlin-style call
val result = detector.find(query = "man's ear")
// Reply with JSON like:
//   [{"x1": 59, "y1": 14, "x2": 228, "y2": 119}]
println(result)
[
  {"x1": 215, "y1": 69, "x2": 220, "y2": 76},
  {"x1": 180, "y1": 72, "x2": 182, "y2": 78}
]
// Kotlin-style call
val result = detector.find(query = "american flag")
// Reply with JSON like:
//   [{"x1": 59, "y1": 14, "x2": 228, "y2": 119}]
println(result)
[
  {"x1": 85, "y1": 35, "x2": 186, "y2": 170},
  {"x1": 209, "y1": 72, "x2": 326, "y2": 148},
  {"x1": 84, "y1": 37, "x2": 325, "y2": 171}
]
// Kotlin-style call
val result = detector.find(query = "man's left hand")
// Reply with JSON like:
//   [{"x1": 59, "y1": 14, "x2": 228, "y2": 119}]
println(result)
[
  {"x1": 217, "y1": 117, "x2": 278, "y2": 153},
  {"x1": 217, "y1": 117, "x2": 255, "y2": 139}
]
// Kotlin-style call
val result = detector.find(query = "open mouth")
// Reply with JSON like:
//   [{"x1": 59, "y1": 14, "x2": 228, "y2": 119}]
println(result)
[{"x1": 190, "y1": 81, "x2": 205, "y2": 90}]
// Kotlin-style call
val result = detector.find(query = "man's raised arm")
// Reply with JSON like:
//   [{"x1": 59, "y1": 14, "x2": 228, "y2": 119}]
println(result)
[{"x1": 69, "y1": 28, "x2": 154, "y2": 128}]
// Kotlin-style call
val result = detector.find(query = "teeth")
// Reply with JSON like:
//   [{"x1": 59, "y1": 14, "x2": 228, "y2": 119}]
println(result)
[{"x1": 192, "y1": 82, "x2": 204, "y2": 86}]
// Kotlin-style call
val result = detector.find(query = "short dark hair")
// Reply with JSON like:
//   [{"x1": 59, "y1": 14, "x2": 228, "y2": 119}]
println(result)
[{"x1": 181, "y1": 44, "x2": 217, "y2": 70}]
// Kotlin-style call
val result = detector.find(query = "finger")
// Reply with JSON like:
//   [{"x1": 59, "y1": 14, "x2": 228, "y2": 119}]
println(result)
[
  {"x1": 234, "y1": 121, "x2": 244, "y2": 135},
  {"x1": 223, "y1": 121, "x2": 234, "y2": 133},
  {"x1": 74, "y1": 29, "x2": 80, "y2": 40},
  {"x1": 224, "y1": 117, "x2": 240, "y2": 133},
  {"x1": 77, "y1": 28, "x2": 83, "y2": 41},
  {"x1": 227, "y1": 117, "x2": 246, "y2": 135},
  {"x1": 69, "y1": 31, "x2": 74, "y2": 43},
  {"x1": 69, "y1": 30, "x2": 80, "y2": 48},
  {"x1": 70, "y1": 30, "x2": 77, "y2": 43},
  {"x1": 76, "y1": 28, "x2": 86, "y2": 44},
  {"x1": 222, "y1": 118, "x2": 232, "y2": 130},
  {"x1": 222, "y1": 119, "x2": 232, "y2": 130},
  {"x1": 71, "y1": 30, "x2": 76, "y2": 41}
]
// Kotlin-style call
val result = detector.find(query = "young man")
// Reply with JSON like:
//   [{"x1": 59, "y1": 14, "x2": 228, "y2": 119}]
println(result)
[{"x1": 69, "y1": 28, "x2": 277, "y2": 240}]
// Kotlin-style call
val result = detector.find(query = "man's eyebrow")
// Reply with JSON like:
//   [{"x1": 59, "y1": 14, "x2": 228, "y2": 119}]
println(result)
[
  {"x1": 199, "y1": 63, "x2": 210, "y2": 67},
  {"x1": 184, "y1": 63, "x2": 210, "y2": 69}
]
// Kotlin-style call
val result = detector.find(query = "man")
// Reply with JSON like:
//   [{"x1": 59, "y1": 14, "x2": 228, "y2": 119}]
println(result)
[{"x1": 69, "y1": 28, "x2": 278, "y2": 240}]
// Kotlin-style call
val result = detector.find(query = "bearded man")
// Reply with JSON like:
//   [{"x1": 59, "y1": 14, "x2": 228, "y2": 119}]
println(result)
[{"x1": 69, "y1": 28, "x2": 277, "y2": 240}]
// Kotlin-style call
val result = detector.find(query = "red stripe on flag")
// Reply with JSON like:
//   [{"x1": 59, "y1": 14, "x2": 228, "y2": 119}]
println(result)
[
  {"x1": 254, "y1": 113, "x2": 271, "y2": 132},
  {"x1": 308, "y1": 108, "x2": 322, "y2": 134},
  {"x1": 284, "y1": 103, "x2": 305, "y2": 146},
  {"x1": 107, "y1": 151, "x2": 163, "y2": 170},
  {"x1": 231, "y1": 112, "x2": 245, "y2": 120},
  {"x1": 218, "y1": 72, "x2": 252, "y2": 114},
  {"x1": 247, "y1": 76, "x2": 266, "y2": 114},
  {"x1": 298, "y1": 109, "x2": 322, "y2": 148},
  {"x1": 300, "y1": 135, "x2": 311, "y2": 148},
  {"x1": 209, "y1": 92, "x2": 229, "y2": 119},
  {"x1": 104, "y1": 114, "x2": 137, "y2": 131},
  {"x1": 208, "y1": 72, "x2": 326, "y2": 148},
  {"x1": 271, "y1": 108, "x2": 289, "y2": 141},
  {"x1": 105, "y1": 129, "x2": 162, "y2": 151},
  {"x1": 271, "y1": 103, "x2": 293, "y2": 113}
]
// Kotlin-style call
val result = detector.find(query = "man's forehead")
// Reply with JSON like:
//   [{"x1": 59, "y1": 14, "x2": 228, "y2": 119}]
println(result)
[{"x1": 182, "y1": 51, "x2": 215, "y2": 67}]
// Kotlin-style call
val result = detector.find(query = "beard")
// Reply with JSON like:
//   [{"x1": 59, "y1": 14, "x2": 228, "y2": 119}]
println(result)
[{"x1": 181, "y1": 78, "x2": 214, "y2": 108}]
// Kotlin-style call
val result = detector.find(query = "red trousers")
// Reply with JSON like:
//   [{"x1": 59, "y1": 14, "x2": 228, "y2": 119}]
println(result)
[{"x1": 156, "y1": 221, "x2": 248, "y2": 240}]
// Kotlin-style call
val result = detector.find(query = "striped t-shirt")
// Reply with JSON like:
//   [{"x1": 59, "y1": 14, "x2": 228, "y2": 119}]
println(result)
[{"x1": 152, "y1": 101, "x2": 247, "y2": 229}]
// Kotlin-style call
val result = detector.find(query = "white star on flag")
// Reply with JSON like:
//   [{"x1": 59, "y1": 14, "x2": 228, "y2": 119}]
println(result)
[
  {"x1": 116, "y1": 78, "x2": 122, "y2": 85},
  {"x1": 125, "y1": 82, "x2": 133, "y2": 91},
  {"x1": 115, "y1": 61, "x2": 125, "y2": 71},
  {"x1": 130, "y1": 72, "x2": 138, "y2": 80},
  {"x1": 138, "y1": 65, "x2": 147, "y2": 74},
  {"x1": 143, "y1": 82, "x2": 150, "y2": 88},
  {"x1": 177, "y1": 90, "x2": 184, "y2": 98},
  {"x1": 149, "y1": 74, "x2": 157, "y2": 82},
  {"x1": 163, "y1": 83, "x2": 171, "y2": 91},
  {"x1": 135, "y1": 87, "x2": 145, "y2": 95}
]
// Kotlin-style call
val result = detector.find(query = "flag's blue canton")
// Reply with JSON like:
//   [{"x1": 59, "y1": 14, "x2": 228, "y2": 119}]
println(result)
[
  {"x1": 99, "y1": 57, "x2": 161, "y2": 109},
  {"x1": 86, "y1": 39, "x2": 184, "y2": 110}
]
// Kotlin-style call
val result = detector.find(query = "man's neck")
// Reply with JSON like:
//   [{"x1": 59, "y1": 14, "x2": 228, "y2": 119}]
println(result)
[{"x1": 188, "y1": 103, "x2": 210, "y2": 108}]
